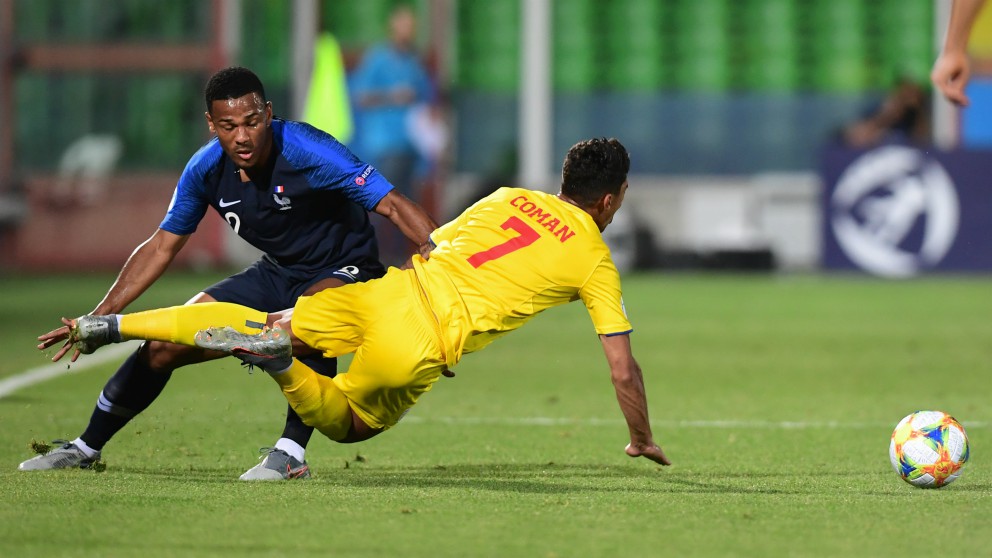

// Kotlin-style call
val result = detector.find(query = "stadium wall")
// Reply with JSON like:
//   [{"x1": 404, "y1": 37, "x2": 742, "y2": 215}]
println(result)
[
  {"x1": 6, "y1": 175, "x2": 226, "y2": 272},
  {"x1": 442, "y1": 172, "x2": 822, "y2": 273}
]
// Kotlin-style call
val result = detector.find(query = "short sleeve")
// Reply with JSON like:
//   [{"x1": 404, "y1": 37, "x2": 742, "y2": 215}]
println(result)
[
  {"x1": 429, "y1": 201, "x2": 482, "y2": 248},
  {"x1": 280, "y1": 120, "x2": 393, "y2": 211},
  {"x1": 159, "y1": 140, "x2": 220, "y2": 235},
  {"x1": 578, "y1": 253, "x2": 633, "y2": 336}
]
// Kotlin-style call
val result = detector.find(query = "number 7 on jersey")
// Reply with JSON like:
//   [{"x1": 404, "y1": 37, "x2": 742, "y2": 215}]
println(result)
[{"x1": 467, "y1": 216, "x2": 540, "y2": 268}]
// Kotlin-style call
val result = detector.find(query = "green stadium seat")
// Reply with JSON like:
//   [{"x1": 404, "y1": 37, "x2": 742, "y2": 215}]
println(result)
[
  {"x1": 553, "y1": 22, "x2": 598, "y2": 93},
  {"x1": 458, "y1": 0, "x2": 520, "y2": 90},
  {"x1": 601, "y1": 0, "x2": 666, "y2": 91},
  {"x1": 671, "y1": 0, "x2": 729, "y2": 92},
  {"x1": 322, "y1": 0, "x2": 392, "y2": 46}
]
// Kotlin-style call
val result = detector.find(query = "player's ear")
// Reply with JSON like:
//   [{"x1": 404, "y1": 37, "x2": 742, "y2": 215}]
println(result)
[
  {"x1": 264, "y1": 101, "x2": 273, "y2": 125},
  {"x1": 599, "y1": 192, "x2": 614, "y2": 213},
  {"x1": 205, "y1": 111, "x2": 216, "y2": 134}
]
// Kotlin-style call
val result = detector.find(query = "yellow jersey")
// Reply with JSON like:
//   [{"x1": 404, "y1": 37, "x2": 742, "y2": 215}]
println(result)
[{"x1": 411, "y1": 187, "x2": 632, "y2": 365}]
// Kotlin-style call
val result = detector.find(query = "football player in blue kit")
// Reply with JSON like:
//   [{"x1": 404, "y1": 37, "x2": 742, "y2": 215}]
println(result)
[{"x1": 24, "y1": 66, "x2": 439, "y2": 480}]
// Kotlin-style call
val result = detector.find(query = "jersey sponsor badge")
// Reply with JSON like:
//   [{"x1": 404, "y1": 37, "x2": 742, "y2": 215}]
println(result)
[{"x1": 355, "y1": 164, "x2": 375, "y2": 186}]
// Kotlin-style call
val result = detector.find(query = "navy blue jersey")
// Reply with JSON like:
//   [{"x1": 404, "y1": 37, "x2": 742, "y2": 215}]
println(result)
[{"x1": 161, "y1": 119, "x2": 392, "y2": 273}]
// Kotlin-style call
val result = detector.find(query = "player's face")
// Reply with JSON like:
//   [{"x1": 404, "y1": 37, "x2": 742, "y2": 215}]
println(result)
[
  {"x1": 598, "y1": 180, "x2": 628, "y2": 232},
  {"x1": 205, "y1": 92, "x2": 273, "y2": 171}
]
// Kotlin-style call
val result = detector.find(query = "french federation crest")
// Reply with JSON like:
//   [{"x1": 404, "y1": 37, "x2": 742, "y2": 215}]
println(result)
[{"x1": 273, "y1": 185, "x2": 292, "y2": 211}]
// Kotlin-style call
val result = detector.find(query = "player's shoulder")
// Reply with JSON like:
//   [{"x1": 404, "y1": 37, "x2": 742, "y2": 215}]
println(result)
[
  {"x1": 277, "y1": 119, "x2": 351, "y2": 168},
  {"x1": 483, "y1": 186, "x2": 535, "y2": 203},
  {"x1": 179, "y1": 137, "x2": 224, "y2": 184}
]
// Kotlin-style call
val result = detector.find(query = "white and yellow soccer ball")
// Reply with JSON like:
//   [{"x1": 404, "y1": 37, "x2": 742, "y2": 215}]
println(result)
[{"x1": 889, "y1": 410, "x2": 970, "y2": 488}]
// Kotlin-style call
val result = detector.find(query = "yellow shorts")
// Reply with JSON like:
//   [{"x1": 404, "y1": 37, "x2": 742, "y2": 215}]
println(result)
[{"x1": 291, "y1": 267, "x2": 447, "y2": 430}]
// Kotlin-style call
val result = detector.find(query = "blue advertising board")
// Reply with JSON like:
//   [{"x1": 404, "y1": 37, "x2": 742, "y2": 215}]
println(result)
[{"x1": 822, "y1": 145, "x2": 992, "y2": 277}]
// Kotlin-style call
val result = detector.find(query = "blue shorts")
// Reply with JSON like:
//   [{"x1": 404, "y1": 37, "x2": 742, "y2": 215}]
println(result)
[
  {"x1": 204, "y1": 258, "x2": 385, "y2": 376},
  {"x1": 203, "y1": 257, "x2": 386, "y2": 312}
]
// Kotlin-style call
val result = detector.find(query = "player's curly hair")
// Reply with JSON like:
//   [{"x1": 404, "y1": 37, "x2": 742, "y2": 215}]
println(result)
[
  {"x1": 560, "y1": 138, "x2": 630, "y2": 207},
  {"x1": 204, "y1": 67, "x2": 267, "y2": 112}
]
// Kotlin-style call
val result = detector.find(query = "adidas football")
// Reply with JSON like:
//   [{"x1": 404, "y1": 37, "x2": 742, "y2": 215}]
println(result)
[{"x1": 889, "y1": 410, "x2": 969, "y2": 488}]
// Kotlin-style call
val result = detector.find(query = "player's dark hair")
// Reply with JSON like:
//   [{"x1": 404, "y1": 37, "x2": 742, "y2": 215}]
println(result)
[
  {"x1": 560, "y1": 138, "x2": 630, "y2": 207},
  {"x1": 204, "y1": 67, "x2": 267, "y2": 112}
]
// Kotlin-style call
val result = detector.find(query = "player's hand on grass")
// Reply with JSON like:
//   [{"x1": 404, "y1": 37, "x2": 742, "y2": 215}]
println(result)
[
  {"x1": 931, "y1": 51, "x2": 971, "y2": 107},
  {"x1": 626, "y1": 441, "x2": 671, "y2": 466},
  {"x1": 37, "y1": 317, "x2": 81, "y2": 363}
]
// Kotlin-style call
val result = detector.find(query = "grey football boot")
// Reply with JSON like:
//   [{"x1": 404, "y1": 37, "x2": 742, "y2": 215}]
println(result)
[
  {"x1": 69, "y1": 315, "x2": 121, "y2": 354},
  {"x1": 240, "y1": 448, "x2": 312, "y2": 481},
  {"x1": 196, "y1": 327, "x2": 305, "y2": 480},
  {"x1": 194, "y1": 326, "x2": 293, "y2": 372},
  {"x1": 18, "y1": 441, "x2": 101, "y2": 471}
]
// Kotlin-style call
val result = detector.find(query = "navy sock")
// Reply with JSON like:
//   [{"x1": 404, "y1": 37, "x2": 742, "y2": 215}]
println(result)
[
  {"x1": 279, "y1": 355, "x2": 337, "y2": 448},
  {"x1": 79, "y1": 347, "x2": 173, "y2": 450}
]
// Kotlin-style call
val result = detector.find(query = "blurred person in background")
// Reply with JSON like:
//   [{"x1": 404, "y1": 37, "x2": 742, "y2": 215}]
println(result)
[
  {"x1": 23, "y1": 67, "x2": 437, "y2": 481},
  {"x1": 841, "y1": 77, "x2": 932, "y2": 148},
  {"x1": 350, "y1": 3, "x2": 435, "y2": 265},
  {"x1": 932, "y1": 0, "x2": 987, "y2": 106}
]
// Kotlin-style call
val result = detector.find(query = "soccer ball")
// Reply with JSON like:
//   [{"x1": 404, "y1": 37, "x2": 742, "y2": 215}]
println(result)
[{"x1": 889, "y1": 410, "x2": 969, "y2": 488}]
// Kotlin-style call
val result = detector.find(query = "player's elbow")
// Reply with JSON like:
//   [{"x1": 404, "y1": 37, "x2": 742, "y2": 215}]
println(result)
[{"x1": 374, "y1": 190, "x2": 411, "y2": 220}]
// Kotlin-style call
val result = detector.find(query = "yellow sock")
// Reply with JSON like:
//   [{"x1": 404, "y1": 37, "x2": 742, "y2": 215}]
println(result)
[
  {"x1": 271, "y1": 359, "x2": 352, "y2": 441},
  {"x1": 118, "y1": 302, "x2": 269, "y2": 347}
]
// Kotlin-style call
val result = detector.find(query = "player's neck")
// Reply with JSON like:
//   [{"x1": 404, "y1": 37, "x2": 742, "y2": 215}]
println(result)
[
  {"x1": 238, "y1": 148, "x2": 276, "y2": 183},
  {"x1": 556, "y1": 193, "x2": 582, "y2": 209},
  {"x1": 558, "y1": 192, "x2": 607, "y2": 231}
]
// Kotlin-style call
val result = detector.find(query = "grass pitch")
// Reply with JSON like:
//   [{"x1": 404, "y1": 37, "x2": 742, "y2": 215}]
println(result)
[{"x1": 0, "y1": 271, "x2": 989, "y2": 557}]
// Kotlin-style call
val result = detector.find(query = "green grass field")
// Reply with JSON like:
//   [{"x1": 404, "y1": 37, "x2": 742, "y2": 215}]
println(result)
[{"x1": 1, "y1": 271, "x2": 990, "y2": 557}]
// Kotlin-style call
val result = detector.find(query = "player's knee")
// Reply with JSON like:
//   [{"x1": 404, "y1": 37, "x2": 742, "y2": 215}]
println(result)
[
  {"x1": 293, "y1": 401, "x2": 351, "y2": 442},
  {"x1": 141, "y1": 340, "x2": 199, "y2": 372},
  {"x1": 290, "y1": 379, "x2": 353, "y2": 441}
]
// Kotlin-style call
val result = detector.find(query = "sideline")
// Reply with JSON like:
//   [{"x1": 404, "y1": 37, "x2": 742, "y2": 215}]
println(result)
[{"x1": 0, "y1": 342, "x2": 141, "y2": 399}]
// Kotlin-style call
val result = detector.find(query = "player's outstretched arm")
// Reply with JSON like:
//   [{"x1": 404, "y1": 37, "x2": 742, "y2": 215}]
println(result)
[
  {"x1": 600, "y1": 333, "x2": 671, "y2": 466},
  {"x1": 932, "y1": 0, "x2": 986, "y2": 106},
  {"x1": 372, "y1": 190, "x2": 438, "y2": 260},
  {"x1": 38, "y1": 228, "x2": 190, "y2": 362},
  {"x1": 39, "y1": 302, "x2": 280, "y2": 362}
]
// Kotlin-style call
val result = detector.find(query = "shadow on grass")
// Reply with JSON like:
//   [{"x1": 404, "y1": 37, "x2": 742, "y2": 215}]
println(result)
[{"x1": 114, "y1": 461, "x2": 811, "y2": 495}]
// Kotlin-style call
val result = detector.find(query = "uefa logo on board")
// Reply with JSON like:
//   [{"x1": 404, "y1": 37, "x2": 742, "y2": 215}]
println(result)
[{"x1": 830, "y1": 146, "x2": 960, "y2": 278}]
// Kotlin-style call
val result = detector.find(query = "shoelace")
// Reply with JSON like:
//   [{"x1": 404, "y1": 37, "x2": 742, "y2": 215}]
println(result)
[{"x1": 255, "y1": 447, "x2": 286, "y2": 460}]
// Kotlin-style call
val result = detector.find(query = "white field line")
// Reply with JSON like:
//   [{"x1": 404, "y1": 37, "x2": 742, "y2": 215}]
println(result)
[
  {"x1": 402, "y1": 416, "x2": 988, "y2": 429},
  {"x1": 0, "y1": 341, "x2": 142, "y2": 399}
]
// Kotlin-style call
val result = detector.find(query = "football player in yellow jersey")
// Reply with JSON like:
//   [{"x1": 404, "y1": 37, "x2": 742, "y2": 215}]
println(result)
[{"x1": 46, "y1": 138, "x2": 670, "y2": 467}]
